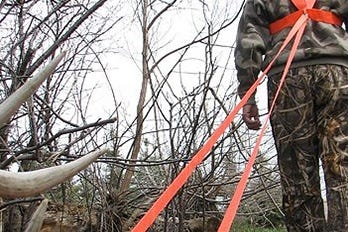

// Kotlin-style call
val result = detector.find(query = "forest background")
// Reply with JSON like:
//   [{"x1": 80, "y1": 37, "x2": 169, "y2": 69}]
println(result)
[{"x1": 0, "y1": 0, "x2": 287, "y2": 231}]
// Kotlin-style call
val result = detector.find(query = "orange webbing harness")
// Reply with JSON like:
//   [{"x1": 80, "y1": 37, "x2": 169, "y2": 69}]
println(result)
[
  {"x1": 131, "y1": 1, "x2": 344, "y2": 231},
  {"x1": 269, "y1": 0, "x2": 342, "y2": 34},
  {"x1": 218, "y1": 0, "x2": 343, "y2": 231}
]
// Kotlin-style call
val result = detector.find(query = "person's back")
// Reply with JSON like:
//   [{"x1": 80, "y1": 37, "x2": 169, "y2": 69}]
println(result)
[
  {"x1": 235, "y1": 0, "x2": 348, "y2": 231},
  {"x1": 235, "y1": 0, "x2": 348, "y2": 104}
]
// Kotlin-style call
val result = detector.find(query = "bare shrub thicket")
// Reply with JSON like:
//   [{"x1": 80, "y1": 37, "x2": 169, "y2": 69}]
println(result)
[
  {"x1": 0, "y1": 0, "x2": 121, "y2": 230},
  {"x1": 97, "y1": 0, "x2": 283, "y2": 230}
]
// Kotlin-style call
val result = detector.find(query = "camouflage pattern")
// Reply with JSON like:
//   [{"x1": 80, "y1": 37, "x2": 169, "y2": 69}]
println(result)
[
  {"x1": 268, "y1": 64, "x2": 348, "y2": 232},
  {"x1": 235, "y1": 0, "x2": 348, "y2": 231},
  {"x1": 235, "y1": 0, "x2": 348, "y2": 104}
]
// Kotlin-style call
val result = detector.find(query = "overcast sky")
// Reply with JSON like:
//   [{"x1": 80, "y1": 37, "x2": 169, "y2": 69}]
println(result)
[{"x1": 83, "y1": 0, "x2": 254, "y2": 120}]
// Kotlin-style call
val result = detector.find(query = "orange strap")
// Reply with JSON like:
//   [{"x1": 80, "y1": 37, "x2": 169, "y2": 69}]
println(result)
[
  {"x1": 218, "y1": 1, "x2": 319, "y2": 230},
  {"x1": 131, "y1": 64, "x2": 263, "y2": 232},
  {"x1": 132, "y1": 14, "x2": 306, "y2": 232},
  {"x1": 270, "y1": 4, "x2": 342, "y2": 34},
  {"x1": 132, "y1": 1, "x2": 337, "y2": 231},
  {"x1": 218, "y1": 12, "x2": 309, "y2": 232}
]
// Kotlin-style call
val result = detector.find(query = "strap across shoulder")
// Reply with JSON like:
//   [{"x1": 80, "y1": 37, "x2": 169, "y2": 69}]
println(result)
[{"x1": 269, "y1": 0, "x2": 342, "y2": 34}]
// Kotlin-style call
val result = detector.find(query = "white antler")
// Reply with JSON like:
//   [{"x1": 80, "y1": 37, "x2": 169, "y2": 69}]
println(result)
[
  {"x1": 0, "y1": 148, "x2": 107, "y2": 198},
  {"x1": 0, "y1": 51, "x2": 66, "y2": 128},
  {"x1": 0, "y1": 51, "x2": 107, "y2": 198}
]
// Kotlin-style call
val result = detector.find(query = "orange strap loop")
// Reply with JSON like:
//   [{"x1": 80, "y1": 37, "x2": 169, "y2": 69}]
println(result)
[
  {"x1": 132, "y1": 1, "x2": 343, "y2": 231},
  {"x1": 218, "y1": 13, "x2": 309, "y2": 231},
  {"x1": 270, "y1": 5, "x2": 342, "y2": 34}
]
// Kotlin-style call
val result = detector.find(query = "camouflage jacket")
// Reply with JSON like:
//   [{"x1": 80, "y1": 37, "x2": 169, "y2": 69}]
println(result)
[{"x1": 235, "y1": 0, "x2": 348, "y2": 104}]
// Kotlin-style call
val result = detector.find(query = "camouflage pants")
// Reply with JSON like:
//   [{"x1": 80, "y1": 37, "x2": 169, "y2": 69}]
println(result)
[{"x1": 268, "y1": 64, "x2": 348, "y2": 232}]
